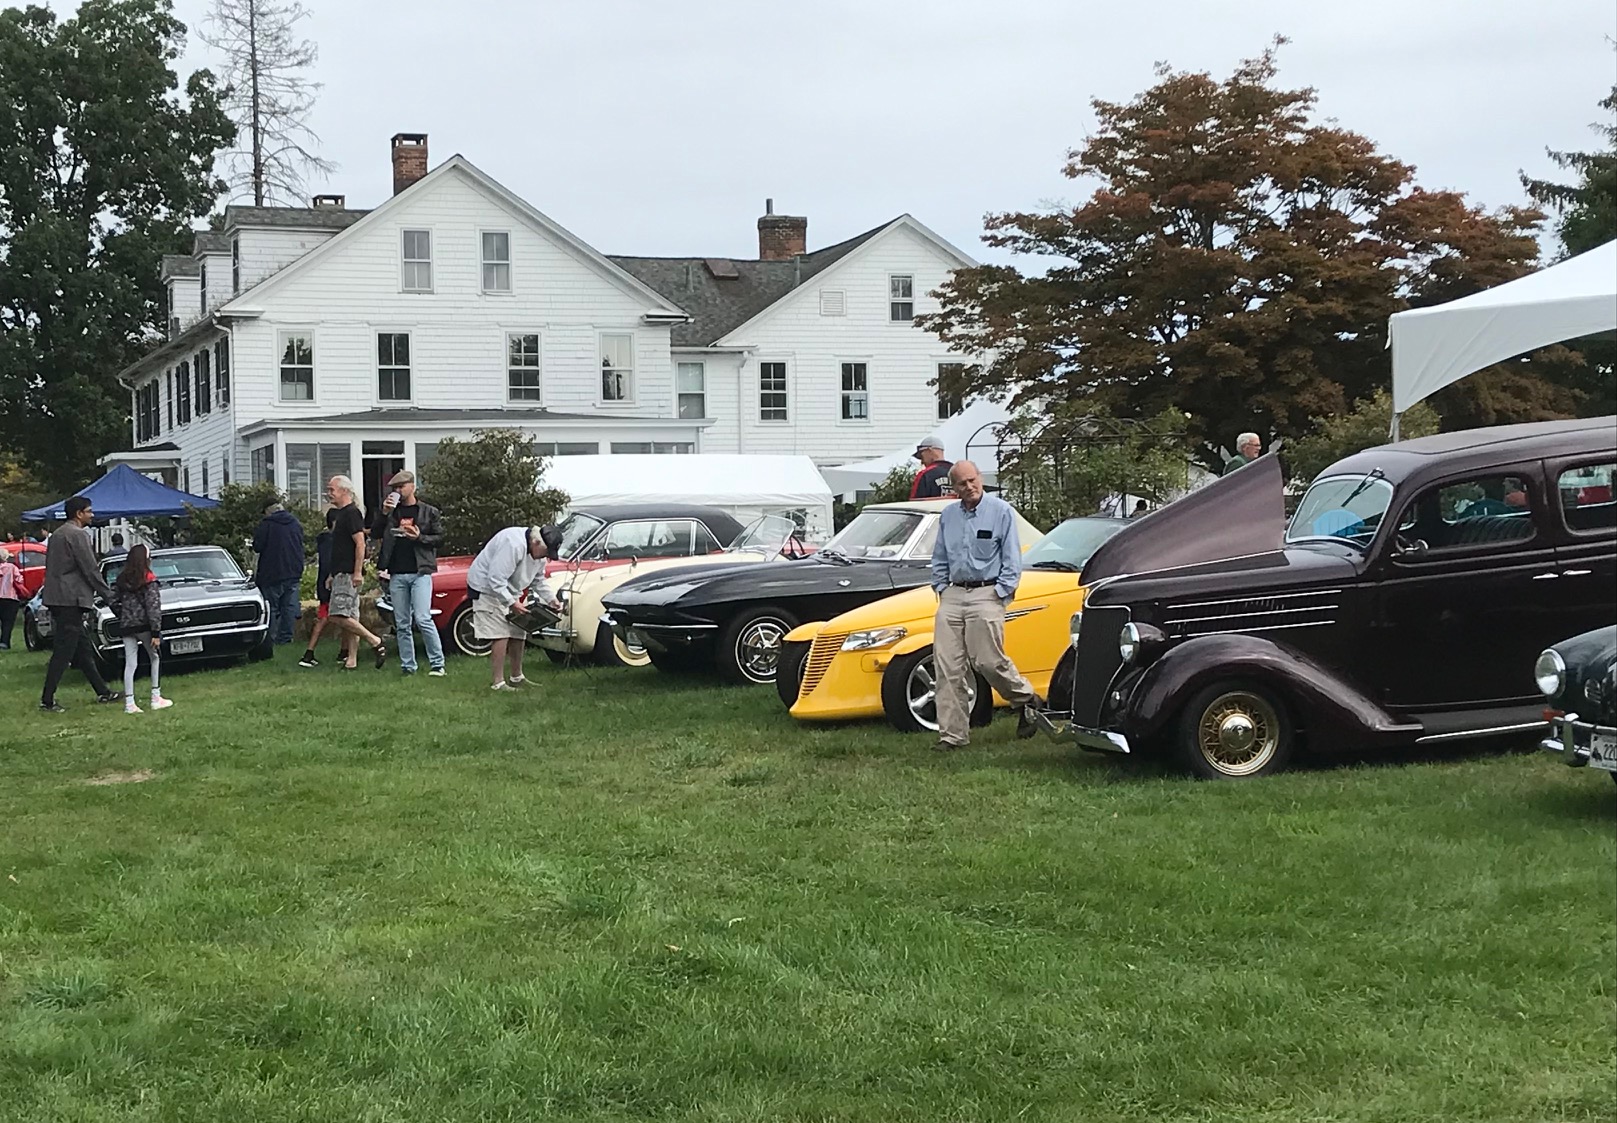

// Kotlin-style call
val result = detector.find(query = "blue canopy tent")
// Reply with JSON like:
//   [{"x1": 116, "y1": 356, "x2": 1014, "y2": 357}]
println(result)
[{"x1": 21, "y1": 464, "x2": 219, "y2": 523}]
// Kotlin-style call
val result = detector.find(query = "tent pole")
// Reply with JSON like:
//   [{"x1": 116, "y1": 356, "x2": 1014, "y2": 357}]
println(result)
[{"x1": 1389, "y1": 411, "x2": 1401, "y2": 442}]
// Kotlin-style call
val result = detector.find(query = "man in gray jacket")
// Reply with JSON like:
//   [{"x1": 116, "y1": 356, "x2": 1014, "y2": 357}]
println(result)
[{"x1": 40, "y1": 496, "x2": 121, "y2": 711}]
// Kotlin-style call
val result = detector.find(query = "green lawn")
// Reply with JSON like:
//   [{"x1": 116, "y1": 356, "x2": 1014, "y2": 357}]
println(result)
[{"x1": 1, "y1": 645, "x2": 1612, "y2": 1122}]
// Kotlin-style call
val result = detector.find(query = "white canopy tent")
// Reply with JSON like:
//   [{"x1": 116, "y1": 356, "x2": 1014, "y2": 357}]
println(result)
[
  {"x1": 819, "y1": 398, "x2": 1015, "y2": 494},
  {"x1": 542, "y1": 454, "x2": 836, "y2": 543},
  {"x1": 1390, "y1": 240, "x2": 1617, "y2": 424}
]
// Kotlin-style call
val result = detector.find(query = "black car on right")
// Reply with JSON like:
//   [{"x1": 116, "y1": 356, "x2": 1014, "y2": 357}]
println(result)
[
  {"x1": 1040, "y1": 417, "x2": 1617, "y2": 780},
  {"x1": 1537, "y1": 625, "x2": 1617, "y2": 782}
]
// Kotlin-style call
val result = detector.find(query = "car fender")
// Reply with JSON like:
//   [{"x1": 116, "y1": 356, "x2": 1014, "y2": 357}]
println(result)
[
  {"x1": 891, "y1": 631, "x2": 936, "y2": 658},
  {"x1": 1125, "y1": 633, "x2": 1421, "y2": 752},
  {"x1": 785, "y1": 621, "x2": 826, "y2": 644}
]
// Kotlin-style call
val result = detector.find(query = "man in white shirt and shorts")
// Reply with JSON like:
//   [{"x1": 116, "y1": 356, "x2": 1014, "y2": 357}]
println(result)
[{"x1": 465, "y1": 524, "x2": 564, "y2": 690}]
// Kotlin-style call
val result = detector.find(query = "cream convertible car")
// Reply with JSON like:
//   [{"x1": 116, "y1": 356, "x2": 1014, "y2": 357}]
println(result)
[{"x1": 536, "y1": 514, "x2": 806, "y2": 666}]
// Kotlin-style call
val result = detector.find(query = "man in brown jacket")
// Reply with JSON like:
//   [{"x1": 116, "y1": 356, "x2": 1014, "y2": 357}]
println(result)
[{"x1": 40, "y1": 496, "x2": 121, "y2": 712}]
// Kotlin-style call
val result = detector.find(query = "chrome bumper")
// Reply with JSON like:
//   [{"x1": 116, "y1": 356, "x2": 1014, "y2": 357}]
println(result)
[
  {"x1": 1032, "y1": 708, "x2": 1132, "y2": 755},
  {"x1": 1541, "y1": 713, "x2": 1617, "y2": 772}
]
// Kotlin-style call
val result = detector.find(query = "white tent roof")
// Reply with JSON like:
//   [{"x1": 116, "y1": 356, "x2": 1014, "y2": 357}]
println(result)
[
  {"x1": 1391, "y1": 240, "x2": 1617, "y2": 414},
  {"x1": 819, "y1": 398, "x2": 1014, "y2": 493},
  {"x1": 543, "y1": 454, "x2": 836, "y2": 540}
]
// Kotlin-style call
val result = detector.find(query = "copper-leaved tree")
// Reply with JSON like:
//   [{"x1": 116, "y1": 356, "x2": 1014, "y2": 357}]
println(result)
[{"x1": 921, "y1": 41, "x2": 1577, "y2": 472}]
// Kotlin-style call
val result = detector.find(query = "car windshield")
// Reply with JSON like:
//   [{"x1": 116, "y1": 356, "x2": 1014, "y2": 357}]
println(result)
[
  {"x1": 1286, "y1": 474, "x2": 1395, "y2": 549},
  {"x1": 822, "y1": 510, "x2": 926, "y2": 559},
  {"x1": 104, "y1": 550, "x2": 245, "y2": 585},
  {"x1": 556, "y1": 513, "x2": 606, "y2": 560},
  {"x1": 1023, "y1": 518, "x2": 1127, "y2": 571},
  {"x1": 729, "y1": 513, "x2": 799, "y2": 554}
]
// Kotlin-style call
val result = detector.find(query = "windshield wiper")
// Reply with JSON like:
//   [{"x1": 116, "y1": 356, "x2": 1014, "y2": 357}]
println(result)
[
  {"x1": 1340, "y1": 468, "x2": 1386, "y2": 507},
  {"x1": 1028, "y1": 560, "x2": 1082, "y2": 572}
]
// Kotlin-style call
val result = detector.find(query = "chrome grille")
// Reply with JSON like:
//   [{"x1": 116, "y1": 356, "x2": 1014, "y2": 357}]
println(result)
[
  {"x1": 800, "y1": 632, "x2": 847, "y2": 699},
  {"x1": 1161, "y1": 589, "x2": 1341, "y2": 638}
]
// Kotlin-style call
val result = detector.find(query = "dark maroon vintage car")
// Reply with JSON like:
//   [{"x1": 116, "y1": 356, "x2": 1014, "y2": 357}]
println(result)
[{"x1": 1040, "y1": 417, "x2": 1617, "y2": 779}]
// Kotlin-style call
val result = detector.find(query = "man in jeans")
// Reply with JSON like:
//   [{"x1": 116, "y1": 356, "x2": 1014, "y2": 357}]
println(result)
[
  {"x1": 40, "y1": 496, "x2": 122, "y2": 712},
  {"x1": 370, "y1": 470, "x2": 445, "y2": 676},
  {"x1": 253, "y1": 500, "x2": 305, "y2": 645}
]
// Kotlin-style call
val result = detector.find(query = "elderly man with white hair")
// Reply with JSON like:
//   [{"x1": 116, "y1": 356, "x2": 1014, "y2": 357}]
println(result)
[
  {"x1": 1224, "y1": 432, "x2": 1263, "y2": 475},
  {"x1": 325, "y1": 475, "x2": 388, "y2": 669},
  {"x1": 465, "y1": 524, "x2": 565, "y2": 691}
]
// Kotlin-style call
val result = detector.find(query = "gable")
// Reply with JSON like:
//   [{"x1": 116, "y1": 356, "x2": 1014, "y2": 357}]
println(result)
[{"x1": 221, "y1": 158, "x2": 687, "y2": 320}]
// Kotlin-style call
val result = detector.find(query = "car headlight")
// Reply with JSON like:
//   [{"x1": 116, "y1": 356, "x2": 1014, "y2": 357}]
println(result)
[
  {"x1": 1119, "y1": 622, "x2": 1140, "y2": 664},
  {"x1": 1534, "y1": 648, "x2": 1566, "y2": 699},
  {"x1": 1069, "y1": 610, "x2": 1083, "y2": 650},
  {"x1": 842, "y1": 626, "x2": 907, "y2": 652}
]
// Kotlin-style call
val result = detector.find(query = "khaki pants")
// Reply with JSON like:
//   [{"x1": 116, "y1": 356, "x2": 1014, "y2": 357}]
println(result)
[{"x1": 933, "y1": 585, "x2": 1035, "y2": 746}]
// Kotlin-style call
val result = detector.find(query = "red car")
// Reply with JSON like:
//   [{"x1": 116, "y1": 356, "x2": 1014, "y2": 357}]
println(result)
[{"x1": 384, "y1": 504, "x2": 746, "y2": 658}]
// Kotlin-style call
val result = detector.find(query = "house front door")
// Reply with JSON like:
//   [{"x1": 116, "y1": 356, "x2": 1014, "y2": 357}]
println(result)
[{"x1": 361, "y1": 441, "x2": 406, "y2": 519}]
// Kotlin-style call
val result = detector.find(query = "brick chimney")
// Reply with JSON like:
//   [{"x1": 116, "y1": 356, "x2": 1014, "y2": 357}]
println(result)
[
  {"x1": 757, "y1": 198, "x2": 807, "y2": 260},
  {"x1": 391, "y1": 133, "x2": 428, "y2": 195}
]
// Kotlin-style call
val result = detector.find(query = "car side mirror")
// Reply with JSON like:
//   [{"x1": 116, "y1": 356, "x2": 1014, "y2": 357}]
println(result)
[{"x1": 1394, "y1": 536, "x2": 1429, "y2": 558}]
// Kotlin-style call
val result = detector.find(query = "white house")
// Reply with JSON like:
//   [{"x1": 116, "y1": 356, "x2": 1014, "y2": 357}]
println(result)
[{"x1": 109, "y1": 133, "x2": 980, "y2": 512}]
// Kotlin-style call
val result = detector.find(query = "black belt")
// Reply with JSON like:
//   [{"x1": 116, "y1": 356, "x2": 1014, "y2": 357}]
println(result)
[{"x1": 950, "y1": 580, "x2": 996, "y2": 589}]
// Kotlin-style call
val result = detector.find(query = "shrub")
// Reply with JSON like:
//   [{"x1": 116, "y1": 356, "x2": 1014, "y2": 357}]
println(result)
[
  {"x1": 178, "y1": 481, "x2": 325, "y2": 572},
  {"x1": 1283, "y1": 389, "x2": 1441, "y2": 488},
  {"x1": 418, "y1": 429, "x2": 569, "y2": 556}
]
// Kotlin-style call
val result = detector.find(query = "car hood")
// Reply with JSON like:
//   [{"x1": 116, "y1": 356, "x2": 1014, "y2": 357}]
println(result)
[
  {"x1": 815, "y1": 568, "x2": 1081, "y2": 635},
  {"x1": 1081, "y1": 453, "x2": 1286, "y2": 585},
  {"x1": 103, "y1": 581, "x2": 263, "y2": 611},
  {"x1": 1086, "y1": 543, "x2": 1362, "y2": 608},
  {"x1": 604, "y1": 554, "x2": 913, "y2": 610},
  {"x1": 1552, "y1": 625, "x2": 1617, "y2": 724},
  {"x1": 560, "y1": 551, "x2": 774, "y2": 598}
]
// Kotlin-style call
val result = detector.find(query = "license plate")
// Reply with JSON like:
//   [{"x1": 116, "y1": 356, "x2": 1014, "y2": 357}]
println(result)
[
  {"x1": 169, "y1": 637, "x2": 204, "y2": 655},
  {"x1": 1592, "y1": 730, "x2": 1617, "y2": 763}
]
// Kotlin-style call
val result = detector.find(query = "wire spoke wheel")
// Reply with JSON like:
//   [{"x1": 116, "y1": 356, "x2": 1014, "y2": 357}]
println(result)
[
  {"x1": 735, "y1": 617, "x2": 788, "y2": 682},
  {"x1": 1195, "y1": 690, "x2": 1282, "y2": 777}
]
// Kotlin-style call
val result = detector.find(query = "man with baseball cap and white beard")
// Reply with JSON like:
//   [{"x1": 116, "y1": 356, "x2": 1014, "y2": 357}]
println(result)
[
  {"x1": 465, "y1": 524, "x2": 564, "y2": 690},
  {"x1": 908, "y1": 434, "x2": 954, "y2": 499}
]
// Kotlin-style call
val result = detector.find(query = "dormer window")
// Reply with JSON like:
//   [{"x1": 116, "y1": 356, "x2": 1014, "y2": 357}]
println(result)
[
  {"x1": 231, "y1": 238, "x2": 240, "y2": 293},
  {"x1": 401, "y1": 229, "x2": 433, "y2": 292},
  {"x1": 199, "y1": 263, "x2": 207, "y2": 314}
]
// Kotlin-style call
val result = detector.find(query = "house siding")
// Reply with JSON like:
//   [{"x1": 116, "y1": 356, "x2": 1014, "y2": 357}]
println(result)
[
  {"x1": 713, "y1": 224, "x2": 972, "y2": 462},
  {"x1": 235, "y1": 227, "x2": 343, "y2": 292}
]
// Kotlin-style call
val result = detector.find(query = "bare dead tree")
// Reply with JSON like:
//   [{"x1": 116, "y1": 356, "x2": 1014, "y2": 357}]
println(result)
[{"x1": 200, "y1": 0, "x2": 336, "y2": 206}]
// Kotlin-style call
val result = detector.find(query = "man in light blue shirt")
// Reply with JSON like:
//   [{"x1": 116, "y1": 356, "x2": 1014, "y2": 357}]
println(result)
[{"x1": 928, "y1": 460, "x2": 1040, "y2": 751}]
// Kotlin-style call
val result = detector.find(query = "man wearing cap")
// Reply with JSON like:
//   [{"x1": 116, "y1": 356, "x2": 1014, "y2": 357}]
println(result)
[
  {"x1": 371, "y1": 470, "x2": 446, "y2": 676},
  {"x1": 909, "y1": 435, "x2": 954, "y2": 499},
  {"x1": 465, "y1": 524, "x2": 564, "y2": 691}
]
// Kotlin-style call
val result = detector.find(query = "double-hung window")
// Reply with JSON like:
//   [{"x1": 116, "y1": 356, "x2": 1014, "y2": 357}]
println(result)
[
  {"x1": 507, "y1": 333, "x2": 542, "y2": 401},
  {"x1": 600, "y1": 334, "x2": 634, "y2": 402},
  {"x1": 196, "y1": 349, "x2": 211, "y2": 415},
  {"x1": 840, "y1": 362, "x2": 869, "y2": 421},
  {"x1": 165, "y1": 372, "x2": 174, "y2": 429},
  {"x1": 889, "y1": 275, "x2": 914, "y2": 321},
  {"x1": 676, "y1": 361, "x2": 706, "y2": 419},
  {"x1": 377, "y1": 333, "x2": 412, "y2": 401},
  {"x1": 482, "y1": 232, "x2": 511, "y2": 293},
  {"x1": 199, "y1": 264, "x2": 208, "y2": 315},
  {"x1": 759, "y1": 361, "x2": 788, "y2": 421},
  {"x1": 278, "y1": 332, "x2": 314, "y2": 401},
  {"x1": 177, "y1": 360, "x2": 192, "y2": 423},
  {"x1": 231, "y1": 239, "x2": 240, "y2": 293},
  {"x1": 401, "y1": 229, "x2": 433, "y2": 292},
  {"x1": 215, "y1": 339, "x2": 230, "y2": 405}
]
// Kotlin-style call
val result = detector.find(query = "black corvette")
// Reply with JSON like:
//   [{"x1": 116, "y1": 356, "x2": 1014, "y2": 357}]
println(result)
[{"x1": 601, "y1": 499, "x2": 1044, "y2": 684}]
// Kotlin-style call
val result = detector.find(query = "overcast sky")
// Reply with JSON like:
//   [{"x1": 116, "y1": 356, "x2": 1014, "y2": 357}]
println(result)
[{"x1": 56, "y1": 0, "x2": 1617, "y2": 263}]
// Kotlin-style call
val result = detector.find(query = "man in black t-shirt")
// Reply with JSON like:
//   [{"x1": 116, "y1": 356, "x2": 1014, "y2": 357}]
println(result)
[
  {"x1": 908, "y1": 434, "x2": 954, "y2": 500},
  {"x1": 324, "y1": 475, "x2": 387, "y2": 670}
]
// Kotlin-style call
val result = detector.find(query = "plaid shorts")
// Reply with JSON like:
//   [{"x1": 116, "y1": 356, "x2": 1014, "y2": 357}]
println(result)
[{"x1": 328, "y1": 573, "x2": 360, "y2": 619}]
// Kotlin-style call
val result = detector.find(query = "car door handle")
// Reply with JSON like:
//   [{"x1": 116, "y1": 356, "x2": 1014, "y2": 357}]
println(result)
[
  {"x1": 1562, "y1": 569, "x2": 1592, "y2": 577},
  {"x1": 1530, "y1": 573, "x2": 1560, "y2": 580}
]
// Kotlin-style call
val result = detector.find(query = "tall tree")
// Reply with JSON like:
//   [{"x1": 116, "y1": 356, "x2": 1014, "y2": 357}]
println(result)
[
  {"x1": 0, "y1": 0, "x2": 234, "y2": 491},
  {"x1": 200, "y1": 0, "x2": 334, "y2": 206},
  {"x1": 921, "y1": 43, "x2": 1576, "y2": 470}
]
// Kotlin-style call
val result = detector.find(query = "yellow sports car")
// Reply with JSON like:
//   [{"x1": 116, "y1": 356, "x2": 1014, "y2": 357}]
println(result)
[{"x1": 778, "y1": 516, "x2": 1129, "y2": 733}]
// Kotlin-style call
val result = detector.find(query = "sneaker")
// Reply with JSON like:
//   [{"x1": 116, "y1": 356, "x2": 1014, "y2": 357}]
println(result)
[
  {"x1": 149, "y1": 696, "x2": 174, "y2": 711},
  {"x1": 1016, "y1": 695, "x2": 1045, "y2": 740},
  {"x1": 125, "y1": 702, "x2": 143, "y2": 714},
  {"x1": 401, "y1": 667, "x2": 417, "y2": 676},
  {"x1": 298, "y1": 651, "x2": 319, "y2": 667},
  {"x1": 491, "y1": 680, "x2": 514, "y2": 691},
  {"x1": 427, "y1": 667, "x2": 446, "y2": 677},
  {"x1": 932, "y1": 739, "x2": 966, "y2": 753},
  {"x1": 39, "y1": 701, "x2": 66, "y2": 713},
  {"x1": 96, "y1": 691, "x2": 124, "y2": 705},
  {"x1": 507, "y1": 675, "x2": 526, "y2": 687}
]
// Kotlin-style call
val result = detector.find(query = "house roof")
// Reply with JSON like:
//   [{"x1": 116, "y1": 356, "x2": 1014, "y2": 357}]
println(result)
[
  {"x1": 160, "y1": 255, "x2": 200, "y2": 281},
  {"x1": 222, "y1": 204, "x2": 370, "y2": 231},
  {"x1": 609, "y1": 220, "x2": 893, "y2": 346},
  {"x1": 194, "y1": 232, "x2": 231, "y2": 255},
  {"x1": 115, "y1": 316, "x2": 225, "y2": 385}
]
